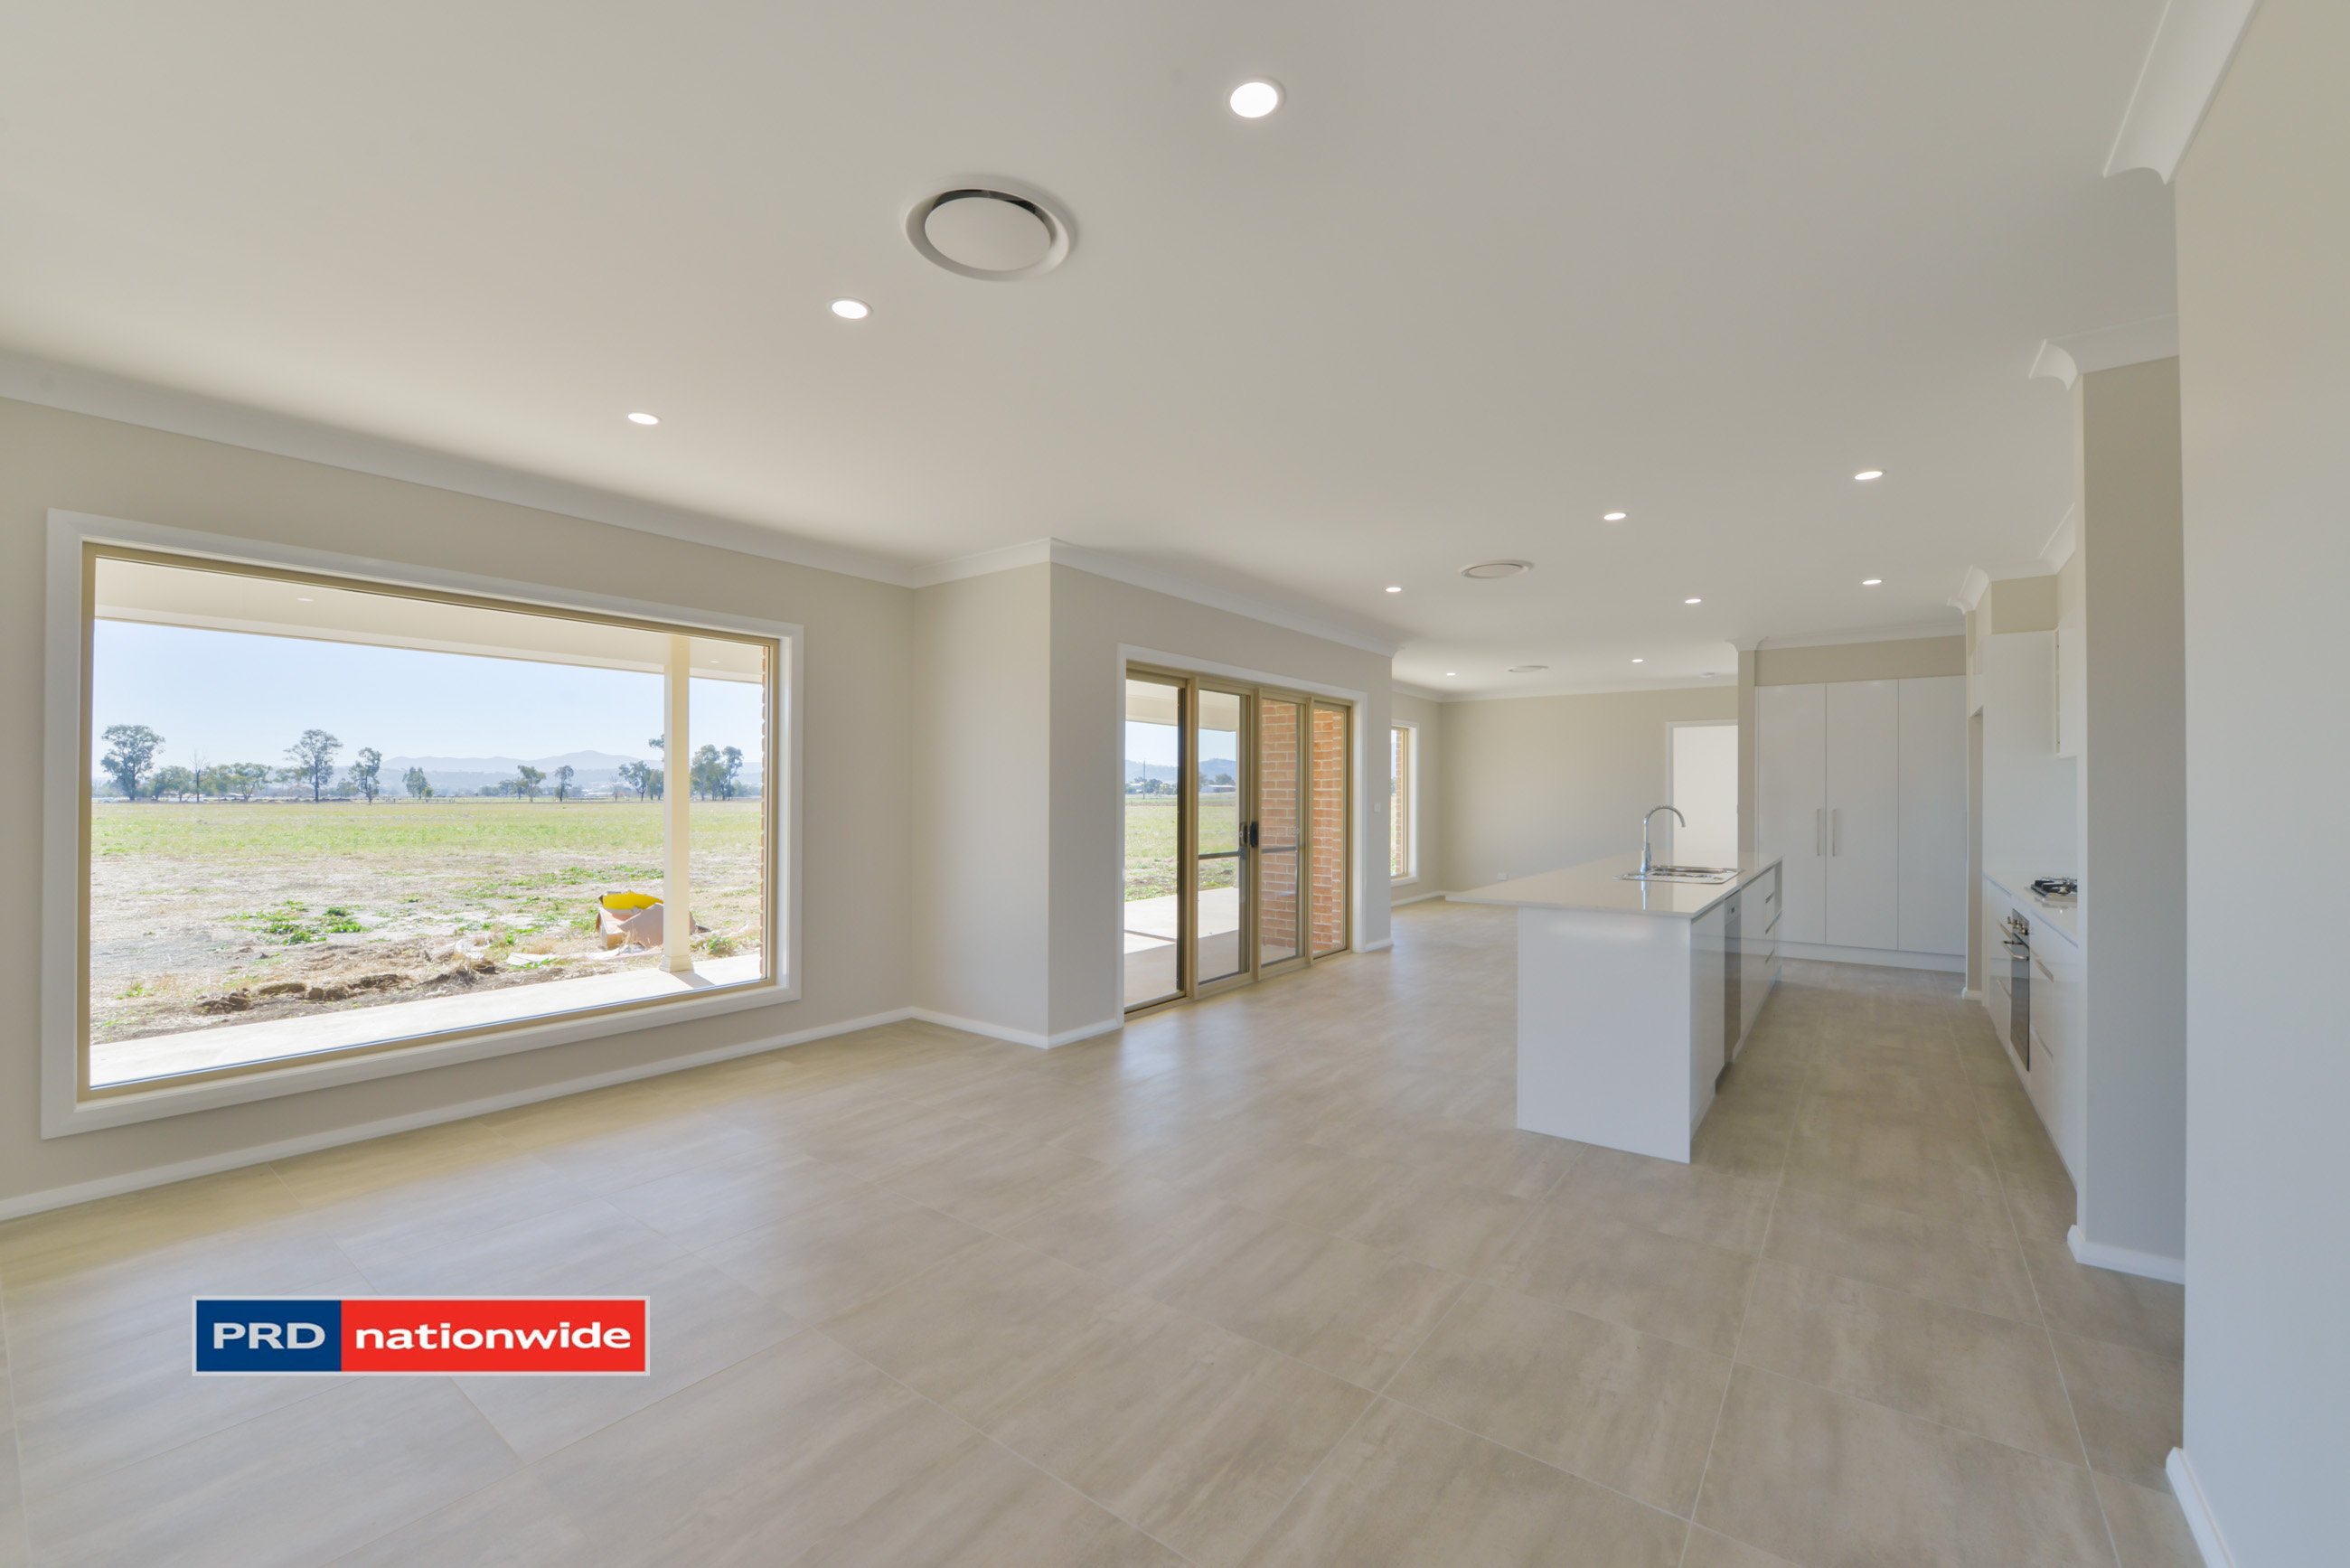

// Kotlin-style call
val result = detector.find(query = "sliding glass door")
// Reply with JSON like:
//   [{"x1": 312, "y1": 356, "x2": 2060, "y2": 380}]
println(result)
[{"x1": 1124, "y1": 665, "x2": 1350, "y2": 1013}]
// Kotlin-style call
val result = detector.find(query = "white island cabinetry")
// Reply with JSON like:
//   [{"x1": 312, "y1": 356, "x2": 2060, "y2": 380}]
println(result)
[{"x1": 1452, "y1": 854, "x2": 1782, "y2": 1163}]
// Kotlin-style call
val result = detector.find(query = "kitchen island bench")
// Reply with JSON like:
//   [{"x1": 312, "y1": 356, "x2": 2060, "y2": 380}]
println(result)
[{"x1": 1451, "y1": 852, "x2": 1783, "y2": 1162}]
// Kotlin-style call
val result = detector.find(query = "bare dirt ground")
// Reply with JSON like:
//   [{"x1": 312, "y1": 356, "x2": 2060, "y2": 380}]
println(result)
[{"x1": 89, "y1": 799, "x2": 764, "y2": 1044}]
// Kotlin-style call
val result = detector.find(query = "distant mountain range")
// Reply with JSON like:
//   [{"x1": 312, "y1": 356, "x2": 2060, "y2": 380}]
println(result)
[{"x1": 382, "y1": 750, "x2": 759, "y2": 793}]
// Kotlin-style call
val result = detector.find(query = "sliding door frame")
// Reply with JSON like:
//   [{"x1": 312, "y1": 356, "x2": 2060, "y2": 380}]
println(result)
[{"x1": 1123, "y1": 660, "x2": 1354, "y2": 1017}]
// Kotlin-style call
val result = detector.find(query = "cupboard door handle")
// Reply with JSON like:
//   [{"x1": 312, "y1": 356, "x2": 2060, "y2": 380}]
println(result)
[
  {"x1": 1831, "y1": 807, "x2": 1842, "y2": 855},
  {"x1": 1814, "y1": 808, "x2": 1823, "y2": 856}
]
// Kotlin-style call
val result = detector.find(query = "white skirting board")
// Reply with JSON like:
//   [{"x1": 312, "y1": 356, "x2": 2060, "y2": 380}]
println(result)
[
  {"x1": 0, "y1": 1005, "x2": 921, "y2": 1223},
  {"x1": 1390, "y1": 888, "x2": 1450, "y2": 906},
  {"x1": 1777, "y1": 940, "x2": 1964, "y2": 973},
  {"x1": 2166, "y1": 1448, "x2": 2235, "y2": 1568},
  {"x1": 907, "y1": 1009, "x2": 1123, "y2": 1050},
  {"x1": 2068, "y1": 1224, "x2": 2186, "y2": 1285}
]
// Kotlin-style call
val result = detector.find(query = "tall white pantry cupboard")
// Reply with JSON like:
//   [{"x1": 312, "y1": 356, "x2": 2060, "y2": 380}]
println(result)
[{"x1": 1756, "y1": 675, "x2": 1967, "y2": 963}]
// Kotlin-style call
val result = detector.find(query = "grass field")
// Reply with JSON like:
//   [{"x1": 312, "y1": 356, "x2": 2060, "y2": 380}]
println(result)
[
  {"x1": 1123, "y1": 791, "x2": 1238, "y2": 901},
  {"x1": 89, "y1": 798, "x2": 765, "y2": 1043}
]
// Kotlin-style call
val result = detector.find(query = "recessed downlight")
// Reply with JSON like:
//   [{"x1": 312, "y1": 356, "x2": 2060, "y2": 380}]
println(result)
[
  {"x1": 1602, "y1": 512, "x2": 1627, "y2": 522},
  {"x1": 1509, "y1": 665, "x2": 1548, "y2": 674},
  {"x1": 626, "y1": 411, "x2": 660, "y2": 425},
  {"x1": 831, "y1": 298, "x2": 870, "y2": 320},
  {"x1": 1385, "y1": 586, "x2": 1402, "y2": 593},
  {"x1": 1445, "y1": 671, "x2": 1458, "y2": 677},
  {"x1": 1862, "y1": 577, "x2": 1883, "y2": 586},
  {"x1": 1461, "y1": 559, "x2": 1533, "y2": 580},
  {"x1": 1854, "y1": 469, "x2": 1885, "y2": 482},
  {"x1": 1229, "y1": 80, "x2": 1283, "y2": 118},
  {"x1": 1631, "y1": 657, "x2": 1644, "y2": 663},
  {"x1": 1684, "y1": 597, "x2": 1702, "y2": 605}
]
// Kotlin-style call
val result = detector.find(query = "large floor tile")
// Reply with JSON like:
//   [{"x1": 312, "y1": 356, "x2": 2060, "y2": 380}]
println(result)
[
  {"x1": 1480, "y1": 1204, "x2": 1755, "y2": 1357},
  {"x1": 1385, "y1": 1282, "x2": 1729, "y2": 1513},
  {"x1": 2023, "y1": 1241, "x2": 2186, "y2": 1359},
  {"x1": 693, "y1": 1180, "x2": 989, "y2": 1320},
  {"x1": 1549, "y1": 1144, "x2": 1777, "y2": 1254},
  {"x1": 1735, "y1": 1259, "x2": 2082, "y2": 1465},
  {"x1": 2095, "y1": 1471, "x2": 2206, "y2": 1568},
  {"x1": 1764, "y1": 1186, "x2": 2041, "y2": 1325},
  {"x1": 2050, "y1": 1330, "x2": 2182, "y2": 1489},
  {"x1": 530, "y1": 1330, "x2": 977, "y2": 1565},
  {"x1": 24, "y1": 1377, "x2": 516, "y2": 1568},
  {"x1": 328, "y1": 1470, "x2": 593, "y2": 1568},
  {"x1": 1238, "y1": 1398, "x2": 1686, "y2": 1568},
  {"x1": 1113, "y1": 1204, "x2": 1464, "y2": 1389},
  {"x1": 1696, "y1": 1366, "x2": 2111, "y2": 1568}
]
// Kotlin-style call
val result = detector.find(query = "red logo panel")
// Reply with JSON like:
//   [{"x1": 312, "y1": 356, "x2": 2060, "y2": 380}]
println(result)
[{"x1": 342, "y1": 1298, "x2": 648, "y2": 1374}]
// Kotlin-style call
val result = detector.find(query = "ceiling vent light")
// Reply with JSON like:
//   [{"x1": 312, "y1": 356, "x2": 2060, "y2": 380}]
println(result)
[
  {"x1": 1229, "y1": 80, "x2": 1283, "y2": 118},
  {"x1": 1854, "y1": 469, "x2": 1885, "y2": 482},
  {"x1": 1509, "y1": 665, "x2": 1548, "y2": 673},
  {"x1": 907, "y1": 187, "x2": 1072, "y2": 280},
  {"x1": 1602, "y1": 512, "x2": 1627, "y2": 522},
  {"x1": 1460, "y1": 559, "x2": 1532, "y2": 579}
]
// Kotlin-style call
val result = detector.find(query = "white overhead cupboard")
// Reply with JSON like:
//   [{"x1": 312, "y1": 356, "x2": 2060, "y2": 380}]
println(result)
[{"x1": 1756, "y1": 675, "x2": 1967, "y2": 963}]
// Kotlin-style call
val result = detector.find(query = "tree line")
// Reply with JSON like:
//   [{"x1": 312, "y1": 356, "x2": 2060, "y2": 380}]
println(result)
[{"x1": 99, "y1": 725, "x2": 751, "y2": 803}]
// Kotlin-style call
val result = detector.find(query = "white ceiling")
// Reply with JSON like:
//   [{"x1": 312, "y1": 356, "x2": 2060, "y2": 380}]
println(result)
[{"x1": 1, "y1": 1, "x2": 2176, "y2": 695}]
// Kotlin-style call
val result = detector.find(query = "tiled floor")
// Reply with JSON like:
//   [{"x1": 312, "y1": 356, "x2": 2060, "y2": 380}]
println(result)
[{"x1": 0, "y1": 901, "x2": 2201, "y2": 1566}]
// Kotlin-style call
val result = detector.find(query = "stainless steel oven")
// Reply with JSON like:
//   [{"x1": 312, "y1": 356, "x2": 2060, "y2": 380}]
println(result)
[{"x1": 2001, "y1": 911, "x2": 2031, "y2": 1069}]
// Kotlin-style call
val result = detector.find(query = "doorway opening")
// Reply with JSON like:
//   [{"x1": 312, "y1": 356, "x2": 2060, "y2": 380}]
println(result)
[
  {"x1": 1668, "y1": 720, "x2": 1739, "y2": 868},
  {"x1": 1123, "y1": 666, "x2": 1351, "y2": 1012}
]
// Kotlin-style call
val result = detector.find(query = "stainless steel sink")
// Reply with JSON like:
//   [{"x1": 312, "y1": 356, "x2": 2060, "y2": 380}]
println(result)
[{"x1": 1615, "y1": 866, "x2": 1739, "y2": 884}]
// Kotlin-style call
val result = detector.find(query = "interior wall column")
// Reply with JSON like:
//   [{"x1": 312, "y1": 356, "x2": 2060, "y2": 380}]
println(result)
[
  {"x1": 2072, "y1": 355, "x2": 2186, "y2": 1263},
  {"x1": 1734, "y1": 643, "x2": 1761, "y2": 855}
]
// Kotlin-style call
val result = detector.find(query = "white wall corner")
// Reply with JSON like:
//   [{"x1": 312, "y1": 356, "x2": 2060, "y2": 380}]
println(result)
[
  {"x1": 2105, "y1": 0, "x2": 2264, "y2": 182},
  {"x1": 2166, "y1": 1448, "x2": 2237, "y2": 1568},
  {"x1": 2068, "y1": 1223, "x2": 2188, "y2": 1284},
  {"x1": 2028, "y1": 317, "x2": 2182, "y2": 390},
  {"x1": 2041, "y1": 503, "x2": 2079, "y2": 572}
]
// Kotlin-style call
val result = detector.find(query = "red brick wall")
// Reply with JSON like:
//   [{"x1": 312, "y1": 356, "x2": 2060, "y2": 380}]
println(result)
[
  {"x1": 1257, "y1": 699, "x2": 1301, "y2": 958},
  {"x1": 1311, "y1": 704, "x2": 1348, "y2": 953}
]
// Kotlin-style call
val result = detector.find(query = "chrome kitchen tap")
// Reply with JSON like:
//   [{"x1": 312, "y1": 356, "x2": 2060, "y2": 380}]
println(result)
[{"x1": 1640, "y1": 806, "x2": 1685, "y2": 877}]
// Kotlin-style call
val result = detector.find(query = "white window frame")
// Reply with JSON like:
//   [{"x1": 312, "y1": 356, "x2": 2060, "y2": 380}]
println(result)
[
  {"x1": 1389, "y1": 720, "x2": 1420, "y2": 885},
  {"x1": 41, "y1": 510, "x2": 804, "y2": 1138}
]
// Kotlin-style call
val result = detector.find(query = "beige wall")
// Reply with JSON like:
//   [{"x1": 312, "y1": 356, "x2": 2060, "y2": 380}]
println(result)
[
  {"x1": 1753, "y1": 635, "x2": 1964, "y2": 686},
  {"x1": 2174, "y1": 1, "x2": 2350, "y2": 1557},
  {"x1": 910, "y1": 566, "x2": 1053, "y2": 1036},
  {"x1": 2071, "y1": 356, "x2": 2186, "y2": 1263},
  {"x1": 1441, "y1": 686, "x2": 1737, "y2": 888},
  {"x1": 1985, "y1": 576, "x2": 2059, "y2": 634},
  {"x1": 0, "y1": 397, "x2": 915, "y2": 1208},
  {"x1": 1050, "y1": 566, "x2": 1393, "y2": 1034},
  {"x1": 1390, "y1": 692, "x2": 1445, "y2": 895}
]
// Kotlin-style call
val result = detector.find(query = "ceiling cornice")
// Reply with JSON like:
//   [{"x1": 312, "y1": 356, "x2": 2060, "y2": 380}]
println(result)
[
  {"x1": 2104, "y1": 0, "x2": 2263, "y2": 182},
  {"x1": 0, "y1": 348, "x2": 926, "y2": 587},
  {"x1": 1431, "y1": 675, "x2": 1736, "y2": 705},
  {"x1": 2028, "y1": 315, "x2": 2180, "y2": 389},
  {"x1": 1754, "y1": 619, "x2": 1963, "y2": 652},
  {"x1": 1039, "y1": 541, "x2": 1403, "y2": 658},
  {"x1": 1, "y1": 349, "x2": 1404, "y2": 659}
]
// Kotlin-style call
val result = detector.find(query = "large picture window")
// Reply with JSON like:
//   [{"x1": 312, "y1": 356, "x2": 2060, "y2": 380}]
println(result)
[{"x1": 52, "y1": 531, "x2": 792, "y2": 1121}]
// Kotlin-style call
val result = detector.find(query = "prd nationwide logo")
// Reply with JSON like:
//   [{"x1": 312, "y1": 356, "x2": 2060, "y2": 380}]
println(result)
[{"x1": 194, "y1": 1298, "x2": 649, "y2": 1375}]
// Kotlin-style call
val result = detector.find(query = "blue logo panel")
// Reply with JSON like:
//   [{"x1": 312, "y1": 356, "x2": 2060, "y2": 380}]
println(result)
[{"x1": 195, "y1": 1299, "x2": 343, "y2": 1373}]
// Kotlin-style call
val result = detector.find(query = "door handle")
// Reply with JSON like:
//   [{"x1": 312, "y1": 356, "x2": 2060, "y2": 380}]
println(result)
[
  {"x1": 1831, "y1": 807, "x2": 1842, "y2": 856},
  {"x1": 1814, "y1": 808, "x2": 1823, "y2": 856},
  {"x1": 1244, "y1": 821, "x2": 1260, "y2": 850}
]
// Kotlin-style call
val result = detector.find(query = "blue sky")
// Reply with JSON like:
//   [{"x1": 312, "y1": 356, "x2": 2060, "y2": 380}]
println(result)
[
  {"x1": 93, "y1": 623, "x2": 766, "y2": 771},
  {"x1": 1124, "y1": 718, "x2": 1240, "y2": 768}
]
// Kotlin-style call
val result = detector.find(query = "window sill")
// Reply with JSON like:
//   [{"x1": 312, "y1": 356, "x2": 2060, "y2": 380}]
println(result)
[{"x1": 53, "y1": 959, "x2": 794, "y2": 1138}]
